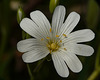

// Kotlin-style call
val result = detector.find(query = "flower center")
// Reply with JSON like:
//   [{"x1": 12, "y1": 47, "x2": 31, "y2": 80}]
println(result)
[
  {"x1": 47, "y1": 42, "x2": 59, "y2": 53},
  {"x1": 41, "y1": 28, "x2": 67, "y2": 54},
  {"x1": 51, "y1": 43, "x2": 57, "y2": 50}
]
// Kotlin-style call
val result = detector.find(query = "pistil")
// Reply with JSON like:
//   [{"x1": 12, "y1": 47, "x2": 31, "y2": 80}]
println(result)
[{"x1": 47, "y1": 41, "x2": 60, "y2": 53}]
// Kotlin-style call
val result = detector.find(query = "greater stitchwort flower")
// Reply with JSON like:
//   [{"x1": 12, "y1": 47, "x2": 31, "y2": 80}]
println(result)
[{"x1": 17, "y1": 5, "x2": 95, "y2": 77}]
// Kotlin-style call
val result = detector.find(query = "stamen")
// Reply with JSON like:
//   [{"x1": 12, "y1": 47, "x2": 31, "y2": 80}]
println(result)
[
  {"x1": 47, "y1": 44, "x2": 50, "y2": 47},
  {"x1": 64, "y1": 48, "x2": 67, "y2": 51},
  {"x1": 56, "y1": 35, "x2": 59, "y2": 37},
  {"x1": 41, "y1": 38, "x2": 44, "y2": 41},
  {"x1": 63, "y1": 34, "x2": 67, "y2": 37},
  {"x1": 46, "y1": 37, "x2": 50, "y2": 39},
  {"x1": 60, "y1": 40, "x2": 62, "y2": 43},
  {"x1": 49, "y1": 50, "x2": 52, "y2": 54},
  {"x1": 50, "y1": 28, "x2": 52, "y2": 32}
]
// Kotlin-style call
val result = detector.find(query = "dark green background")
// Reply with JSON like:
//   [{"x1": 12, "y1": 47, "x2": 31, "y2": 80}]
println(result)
[{"x1": 0, "y1": 0, "x2": 100, "y2": 80}]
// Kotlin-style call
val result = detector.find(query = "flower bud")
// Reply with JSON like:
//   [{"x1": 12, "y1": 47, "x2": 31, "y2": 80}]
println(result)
[
  {"x1": 49, "y1": 0, "x2": 59, "y2": 13},
  {"x1": 17, "y1": 7, "x2": 25, "y2": 24}
]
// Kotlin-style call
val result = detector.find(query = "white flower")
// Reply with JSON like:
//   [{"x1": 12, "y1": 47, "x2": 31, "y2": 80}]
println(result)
[{"x1": 17, "y1": 5, "x2": 95, "y2": 77}]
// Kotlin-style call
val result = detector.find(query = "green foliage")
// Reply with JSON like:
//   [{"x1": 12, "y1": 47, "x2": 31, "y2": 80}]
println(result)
[
  {"x1": 0, "y1": 0, "x2": 100, "y2": 80},
  {"x1": 86, "y1": 0, "x2": 99, "y2": 30}
]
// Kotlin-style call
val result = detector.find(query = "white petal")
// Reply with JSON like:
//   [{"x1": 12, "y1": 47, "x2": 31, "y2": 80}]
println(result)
[
  {"x1": 62, "y1": 29, "x2": 95, "y2": 43},
  {"x1": 20, "y1": 18, "x2": 45, "y2": 40},
  {"x1": 22, "y1": 48, "x2": 49, "y2": 63},
  {"x1": 52, "y1": 52, "x2": 69, "y2": 77},
  {"x1": 52, "y1": 5, "x2": 66, "y2": 35},
  {"x1": 59, "y1": 12, "x2": 80, "y2": 37},
  {"x1": 17, "y1": 38, "x2": 46, "y2": 52},
  {"x1": 65, "y1": 44, "x2": 94, "y2": 56},
  {"x1": 30, "y1": 10, "x2": 51, "y2": 38},
  {"x1": 59, "y1": 50, "x2": 82, "y2": 73}
]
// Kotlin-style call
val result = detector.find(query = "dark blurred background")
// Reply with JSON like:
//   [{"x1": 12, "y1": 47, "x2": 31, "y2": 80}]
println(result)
[{"x1": 0, "y1": 0, "x2": 100, "y2": 80}]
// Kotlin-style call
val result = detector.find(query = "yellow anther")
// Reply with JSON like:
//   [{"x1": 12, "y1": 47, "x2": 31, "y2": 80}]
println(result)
[
  {"x1": 46, "y1": 37, "x2": 50, "y2": 39},
  {"x1": 64, "y1": 48, "x2": 67, "y2": 51},
  {"x1": 50, "y1": 28, "x2": 52, "y2": 32},
  {"x1": 56, "y1": 35, "x2": 59, "y2": 37},
  {"x1": 63, "y1": 34, "x2": 67, "y2": 37},
  {"x1": 60, "y1": 40, "x2": 62, "y2": 43},
  {"x1": 41, "y1": 38, "x2": 44, "y2": 41},
  {"x1": 51, "y1": 43, "x2": 57, "y2": 50}
]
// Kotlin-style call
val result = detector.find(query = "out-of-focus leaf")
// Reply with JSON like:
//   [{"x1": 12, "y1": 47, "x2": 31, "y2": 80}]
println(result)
[
  {"x1": 95, "y1": 44, "x2": 100, "y2": 69},
  {"x1": 78, "y1": 56, "x2": 95, "y2": 80},
  {"x1": 86, "y1": 0, "x2": 99, "y2": 30},
  {"x1": 96, "y1": 0, "x2": 100, "y2": 6},
  {"x1": 0, "y1": 51, "x2": 13, "y2": 79}
]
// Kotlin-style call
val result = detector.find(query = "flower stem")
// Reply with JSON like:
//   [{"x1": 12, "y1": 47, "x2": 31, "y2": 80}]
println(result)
[
  {"x1": 95, "y1": 45, "x2": 100, "y2": 69},
  {"x1": 33, "y1": 58, "x2": 46, "y2": 72},
  {"x1": 27, "y1": 64, "x2": 34, "y2": 80},
  {"x1": 88, "y1": 45, "x2": 100, "y2": 80},
  {"x1": 88, "y1": 69, "x2": 99, "y2": 80}
]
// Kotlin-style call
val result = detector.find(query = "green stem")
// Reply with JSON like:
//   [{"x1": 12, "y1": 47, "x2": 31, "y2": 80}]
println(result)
[
  {"x1": 27, "y1": 64, "x2": 34, "y2": 80},
  {"x1": 22, "y1": 27, "x2": 33, "y2": 80},
  {"x1": 88, "y1": 45, "x2": 100, "y2": 80},
  {"x1": 0, "y1": 26, "x2": 7, "y2": 57},
  {"x1": 34, "y1": 58, "x2": 46, "y2": 72},
  {"x1": 95, "y1": 45, "x2": 100, "y2": 69},
  {"x1": 88, "y1": 70, "x2": 99, "y2": 80}
]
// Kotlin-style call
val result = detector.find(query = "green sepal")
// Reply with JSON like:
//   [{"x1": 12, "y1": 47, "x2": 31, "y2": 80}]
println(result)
[{"x1": 17, "y1": 7, "x2": 25, "y2": 24}]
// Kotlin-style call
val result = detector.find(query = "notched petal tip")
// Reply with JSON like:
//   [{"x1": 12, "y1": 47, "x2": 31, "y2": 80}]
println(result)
[
  {"x1": 52, "y1": 53, "x2": 69, "y2": 78},
  {"x1": 20, "y1": 18, "x2": 30, "y2": 30},
  {"x1": 59, "y1": 11, "x2": 80, "y2": 36},
  {"x1": 82, "y1": 29, "x2": 95, "y2": 42},
  {"x1": 68, "y1": 57, "x2": 83, "y2": 73},
  {"x1": 56, "y1": 5, "x2": 65, "y2": 10},
  {"x1": 22, "y1": 54, "x2": 33, "y2": 63},
  {"x1": 17, "y1": 41, "x2": 20, "y2": 52},
  {"x1": 17, "y1": 41, "x2": 24, "y2": 52},
  {"x1": 58, "y1": 72, "x2": 69, "y2": 78},
  {"x1": 85, "y1": 45, "x2": 94, "y2": 56},
  {"x1": 73, "y1": 63, "x2": 83, "y2": 73},
  {"x1": 89, "y1": 46, "x2": 94, "y2": 56},
  {"x1": 30, "y1": 10, "x2": 41, "y2": 17},
  {"x1": 20, "y1": 18, "x2": 27, "y2": 25},
  {"x1": 60, "y1": 71, "x2": 69, "y2": 78},
  {"x1": 88, "y1": 29, "x2": 95, "y2": 41},
  {"x1": 70, "y1": 11, "x2": 80, "y2": 20}
]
